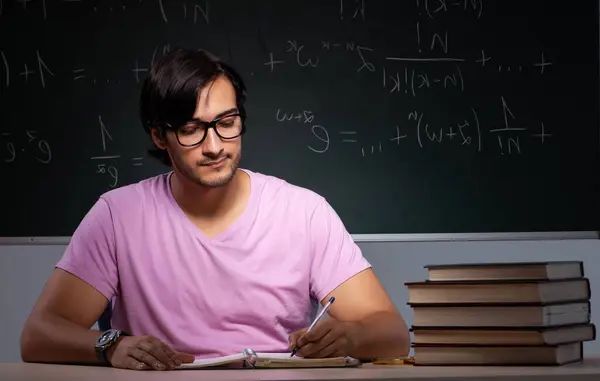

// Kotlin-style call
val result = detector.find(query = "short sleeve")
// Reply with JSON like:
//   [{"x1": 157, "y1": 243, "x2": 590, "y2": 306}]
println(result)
[
  {"x1": 55, "y1": 197, "x2": 118, "y2": 301},
  {"x1": 309, "y1": 197, "x2": 372, "y2": 303}
]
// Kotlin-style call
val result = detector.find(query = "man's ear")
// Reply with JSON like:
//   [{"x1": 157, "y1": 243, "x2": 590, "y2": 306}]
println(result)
[{"x1": 151, "y1": 127, "x2": 167, "y2": 150}]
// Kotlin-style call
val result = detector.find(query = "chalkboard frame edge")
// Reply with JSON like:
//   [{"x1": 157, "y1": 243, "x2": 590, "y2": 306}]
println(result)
[
  {"x1": 350, "y1": 232, "x2": 600, "y2": 242},
  {"x1": 0, "y1": 232, "x2": 598, "y2": 246}
]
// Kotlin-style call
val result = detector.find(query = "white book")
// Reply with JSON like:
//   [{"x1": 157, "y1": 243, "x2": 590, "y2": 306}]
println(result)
[{"x1": 175, "y1": 348, "x2": 361, "y2": 369}]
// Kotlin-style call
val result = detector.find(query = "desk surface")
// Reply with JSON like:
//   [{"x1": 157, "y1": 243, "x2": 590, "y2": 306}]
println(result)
[{"x1": 2, "y1": 358, "x2": 600, "y2": 381}]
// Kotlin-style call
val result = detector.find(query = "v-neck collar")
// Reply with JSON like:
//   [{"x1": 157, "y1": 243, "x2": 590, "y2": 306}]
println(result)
[{"x1": 164, "y1": 169, "x2": 256, "y2": 244}]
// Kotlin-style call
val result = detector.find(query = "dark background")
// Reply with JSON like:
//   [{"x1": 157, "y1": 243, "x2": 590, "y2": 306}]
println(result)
[{"x1": 0, "y1": 0, "x2": 598, "y2": 236}]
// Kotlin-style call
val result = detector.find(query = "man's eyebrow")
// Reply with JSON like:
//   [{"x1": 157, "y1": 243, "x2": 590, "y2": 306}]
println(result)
[{"x1": 213, "y1": 107, "x2": 239, "y2": 120}]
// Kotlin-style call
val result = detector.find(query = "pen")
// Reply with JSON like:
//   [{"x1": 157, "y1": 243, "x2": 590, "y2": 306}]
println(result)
[{"x1": 290, "y1": 296, "x2": 335, "y2": 357}]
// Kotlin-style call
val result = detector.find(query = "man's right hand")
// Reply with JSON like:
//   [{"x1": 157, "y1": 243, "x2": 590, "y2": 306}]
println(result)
[{"x1": 106, "y1": 335, "x2": 195, "y2": 370}]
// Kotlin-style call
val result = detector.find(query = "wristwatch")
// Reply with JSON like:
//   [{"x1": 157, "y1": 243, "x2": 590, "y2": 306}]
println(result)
[{"x1": 95, "y1": 329, "x2": 129, "y2": 365}]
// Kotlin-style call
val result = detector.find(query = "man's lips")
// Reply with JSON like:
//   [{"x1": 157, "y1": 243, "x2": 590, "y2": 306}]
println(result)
[{"x1": 200, "y1": 157, "x2": 227, "y2": 167}]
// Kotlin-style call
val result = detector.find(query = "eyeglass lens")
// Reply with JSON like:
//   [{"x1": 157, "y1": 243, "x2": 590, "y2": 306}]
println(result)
[{"x1": 177, "y1": 114, "x2": 242, "y2": 146}]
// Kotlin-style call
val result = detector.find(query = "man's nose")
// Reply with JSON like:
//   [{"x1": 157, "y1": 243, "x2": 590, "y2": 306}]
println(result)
[{"x1": 202, "y1": 128, "x2": 224, "y2": 156}]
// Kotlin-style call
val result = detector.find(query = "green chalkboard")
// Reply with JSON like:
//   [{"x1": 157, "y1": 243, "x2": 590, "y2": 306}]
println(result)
[{"x1": 0, "y1": 0, "x2": 598, "y2": 237}]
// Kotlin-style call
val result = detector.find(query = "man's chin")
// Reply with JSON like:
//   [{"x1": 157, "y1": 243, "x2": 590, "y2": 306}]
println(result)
[{"x1": 195, "y1": 168, "x2": 236, "y2": 188}]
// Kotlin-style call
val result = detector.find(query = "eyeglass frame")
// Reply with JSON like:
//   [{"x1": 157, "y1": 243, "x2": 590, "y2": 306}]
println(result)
[{"x1": 159, "y1": 112, "x2": 246, "y2": 147}]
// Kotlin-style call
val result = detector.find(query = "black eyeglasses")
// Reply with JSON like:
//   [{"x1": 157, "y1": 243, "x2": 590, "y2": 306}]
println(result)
[{"x1": 162, "y1": 113, "x2": 246, "y2": 147}]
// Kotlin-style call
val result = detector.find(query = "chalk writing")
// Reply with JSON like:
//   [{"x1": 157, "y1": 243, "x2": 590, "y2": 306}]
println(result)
[
  {"x1": 1, "y1": 132, "x2": 13, "y2": 163},
  {"x1": 151, "y1": 44, "x2": 171, "y2": 69},
  {"x1": 301, "y1": 101, "x2": 550, "y2": 158},
  {"x1": 415, "y1": 22, "x2": 422, "y2": 53},
  {"x1": 132, "y1": 59, "x2": 148, "y2": 83},
  {"x1": 496, "y1": 135, "x2": 521, "y2": 155},
  {"x1": 0, "y1": 0, "x2": 574, "y2": 199},
  {"x1": 0, "y1": 44, "x2": 185, "y2": 88},
  {"x1": 275, "y1": 109, "x2": 336, "y2": 154},
  {"x1": 28, "y1": 130, "x2": 52, "y2": 164},
  {"x1": 386, "y1": 56, "x2": 465, "y2": 62},
  {"x1": 533, "y1": 52, "x2": 553, "y2": 75},
  {"x1": 158, "y1": 0, "x2": 167, "y2": 23},
  {"x1": 476, "y1": 50, "x2": 491, "y2": 67},
  {"x1": 91, "y1": 116, "x2": 117, "y2": 188},
  {"x1": 356, "y1": 46, "x2": 375, "y2": 72},
  {"x1": 0, "y1": 0, "x2": 204, "y2": 26},
  {"x1": 430, "y1": 29, "x2": 449, "y2": 54},
  {"x1": 390, "y1": 126, "x2": 408, "y2": 145},
  {"x1": 340, "y1": 0, "x2": 365, "y2": 20},
  {"x1": 276, "y1": 109, "x2": 315, "y2": 123},
  {"x1": 0, "y1": 50, "x2": 56, "y2": 88},
  {"x1": 0, "y1": 130, "x2": 52, "y2": 164},
  {"x1": 193, "y1": 1, "x2": 209, "y2": 24},
  {"x1": 0, "y1": 51, "x2": 7, "y2": 87},
  {"x1": 361, "y1": 141, "x2": 383, "y2": 157},
  {"x1": 411, "y1": 107, "x2": 478, "y2": 153},
  {"x1": 264, "y1": 53, "x2": 285, "y2": 73},
  {"x1": 13, "y1": 50, "x2": 54, "y2": 88},
  {"x1": 72, "y1": 68, "x2": 86, "y2": 80},
  {"x1": 487, "y1": 96, "x2": 548, "y2": 156},
  {"x1": 98, "y1": 116, "x2": 113, "y2": 152},
  {"x1": 91, "y1": 116, "x2": 144, "y2": 188},
  {"x1": 385, "y1": 64, "x2": 464, "y2": 96},
  {"x1": 339, "y1": 131, "x2": 358, "y2": 143},
  {"x1": 19, "y1": 64, "x2": 34, "y2": 83},
  {"x1": 0, "y1": 38, "x2": 551, "y2": 92},
  {"x1": 308, "y1": 125, "x2": 330, "y2": 154},
  {"x1": 93, "y1": 158, "x2": 119, "y2": 188},
  {"x1": 319, "y1": 40, "x2": 377, "y2": 72},
  {"x1": 273, "y1": 99, "x2": 550, "y2": 158},
  {"x1": 489, "y1": 96, "x2": 522, "y2": 134},
  {"x1": 417, "y1": 0, "x2": 483, "y2": 20},
  {"x1": 532, "y1": 123, "x2": 552, "y2": 143},
  {"x1": 286, "y1": 40, "x2": 320, "y2": 68}
]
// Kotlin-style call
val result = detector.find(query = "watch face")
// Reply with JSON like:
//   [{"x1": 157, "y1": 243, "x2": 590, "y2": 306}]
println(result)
[{"x1": 97, "y1": 330, "x2": 118, "y2": 347}]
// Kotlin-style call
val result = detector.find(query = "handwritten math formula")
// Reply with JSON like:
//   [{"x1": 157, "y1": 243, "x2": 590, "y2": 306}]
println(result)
[
  {"x1": 90, "y1": 116, "x2": 145, "y2": 189},
  {"x1": 276, "y1": 94, "x2": 550, "y2": 158},
  {"x1": 0, "y1": 0, "x2": 576, "y2": 189}
]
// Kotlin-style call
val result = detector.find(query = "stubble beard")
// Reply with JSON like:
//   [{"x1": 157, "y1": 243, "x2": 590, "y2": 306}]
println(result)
[{"x1": 173, "y1": 151, "x2": 241, "y2": 189}]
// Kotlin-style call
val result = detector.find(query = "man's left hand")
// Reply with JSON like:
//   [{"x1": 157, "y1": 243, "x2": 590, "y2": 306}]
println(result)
[{"x1": 288, "y1": 317, "x2": 357, "y2": 358}]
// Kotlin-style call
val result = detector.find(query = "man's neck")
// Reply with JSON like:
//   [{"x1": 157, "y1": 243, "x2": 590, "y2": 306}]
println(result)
[{"x1": 170, "y1": 169, "x2": 245, "y2": 219}]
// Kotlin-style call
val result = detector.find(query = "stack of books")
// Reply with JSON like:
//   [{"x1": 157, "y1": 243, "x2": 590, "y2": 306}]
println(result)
[{"x1": 405, "y1": 261, "x2": 595, "y2": 366}]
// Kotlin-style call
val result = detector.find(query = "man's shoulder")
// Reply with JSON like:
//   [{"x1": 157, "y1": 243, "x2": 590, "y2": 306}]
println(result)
[
  {"x1": 98, "y1": 172, "x2": 171, "y2": 208},
  {"x1": 245, "y1": 169, "x2": 325, "y2": 207}
]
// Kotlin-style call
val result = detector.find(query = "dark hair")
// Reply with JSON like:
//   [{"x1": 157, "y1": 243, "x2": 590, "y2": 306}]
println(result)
[{"x1": 139, "y1": 48, "x2": 247, "y2": 166}]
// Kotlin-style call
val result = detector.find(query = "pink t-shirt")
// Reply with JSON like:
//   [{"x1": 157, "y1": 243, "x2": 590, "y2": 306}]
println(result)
[{"x1": 56, "y1": 169, "x2": 371, "y2": 358}]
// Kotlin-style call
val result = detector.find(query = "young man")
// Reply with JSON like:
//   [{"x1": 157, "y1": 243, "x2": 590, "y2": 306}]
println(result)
[{"x1": 20, "y1": 48, "x2": 410, "y2": 371}]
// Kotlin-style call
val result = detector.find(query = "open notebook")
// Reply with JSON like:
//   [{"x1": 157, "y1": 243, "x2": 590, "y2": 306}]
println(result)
[{"x1": 175, "y1": 348, "x2": 361, "y2": 369}]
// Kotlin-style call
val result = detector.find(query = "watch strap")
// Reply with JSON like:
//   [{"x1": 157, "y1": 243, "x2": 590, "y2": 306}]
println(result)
[{"x1": 95, "y1": 329, "x2": 129, "y2": 365}]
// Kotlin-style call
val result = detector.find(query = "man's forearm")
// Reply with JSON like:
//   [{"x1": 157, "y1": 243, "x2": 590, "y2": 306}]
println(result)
[
  {"x1": 347, "y1": 311, "x2": 410, "y2": 361},
  {"x1": 21, "y1": 313, "x2": 103, "y2": 365}
]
